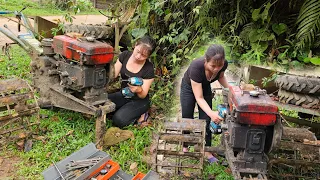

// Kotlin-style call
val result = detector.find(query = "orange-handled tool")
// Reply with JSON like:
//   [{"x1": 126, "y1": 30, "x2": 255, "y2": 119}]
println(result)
[
  {"x1": 87, "y1": 159, "x2": 120, "y2": 180},
  {"x1": 132, "y1": 172, "x2": 145, "y2": 180}
]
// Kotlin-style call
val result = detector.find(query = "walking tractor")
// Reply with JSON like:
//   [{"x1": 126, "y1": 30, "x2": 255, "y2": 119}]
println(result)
[
  {"x1": 214, "y1": 86, "x2": 281, "y2": 179},
  {"x1": 153, "y1": 85, "x2": 320, "y2": 179},
  {"x1": 0, "y1": 7, "x2": 125, "y2": 145}
]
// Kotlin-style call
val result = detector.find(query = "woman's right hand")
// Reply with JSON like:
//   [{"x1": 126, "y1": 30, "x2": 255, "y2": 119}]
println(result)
[{"x1": 210, "y1": 111, "x2": 223, "y2": 124}]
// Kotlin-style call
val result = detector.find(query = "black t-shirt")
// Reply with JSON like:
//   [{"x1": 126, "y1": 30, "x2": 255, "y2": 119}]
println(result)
[
  {"x1": 182, "y1": 57, "x2": 228, "y2": 95},
  {"x1": 119, "y1": 51, "x2": 155, "y2": 89}
]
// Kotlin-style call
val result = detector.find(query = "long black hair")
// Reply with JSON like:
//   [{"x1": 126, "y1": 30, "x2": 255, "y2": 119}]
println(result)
[
  {"x1": 135, "y1": 35, "x2": 156, "y2": 55},
  {"x1": 205, "y1": 44, "x2": 225, "y2": 64}
]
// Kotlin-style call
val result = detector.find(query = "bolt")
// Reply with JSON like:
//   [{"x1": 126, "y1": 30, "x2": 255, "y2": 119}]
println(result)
[{"x1": 100, "y1": 169, "x2": 108, "y2": 175}]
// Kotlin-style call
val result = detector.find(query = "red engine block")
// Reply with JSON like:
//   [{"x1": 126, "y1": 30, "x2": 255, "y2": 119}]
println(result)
[
  {"x1": 52, "y1": 35, "x2": 114, "y2": 65},
  {"x1": 228, "y1": 86, "x2": 278, "y2": 126}
]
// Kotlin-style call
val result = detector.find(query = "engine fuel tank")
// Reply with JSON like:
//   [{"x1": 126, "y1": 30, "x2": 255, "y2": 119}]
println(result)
[
  {"x1": 228, "y1": 86, "x2": 278, "y2": 126},
  {"x1": 52, "y1": 35, "x2": 114, "y2": 65}
]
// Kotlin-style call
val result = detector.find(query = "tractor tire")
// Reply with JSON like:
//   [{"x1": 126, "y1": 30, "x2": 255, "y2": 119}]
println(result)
[
  {"x1": 278, "y1": 90, "x2": 320, "y2": 109},
  {"x1": 275, "y1": 75, "x2": 320, "y2": 95},
  {"x1": 64, "y1": 24, "x2": 114, "y2": 39}
]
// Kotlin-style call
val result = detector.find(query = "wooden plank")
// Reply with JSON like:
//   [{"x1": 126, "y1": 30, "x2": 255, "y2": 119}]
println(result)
[{"x1": 275, "y1": 101, "x2": 320, "y2": 116}]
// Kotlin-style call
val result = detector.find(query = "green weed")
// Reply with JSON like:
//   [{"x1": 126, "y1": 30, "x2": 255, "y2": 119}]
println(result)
[
  {"x1": 0, "y1": 45, "x2": 31, "y2": 80},
  {"x1": 0, "y1": 0, "x2": 98, "y2": 16},
  {"x1": 105, "y1": 125, "x2": 154, "y2": 175}
]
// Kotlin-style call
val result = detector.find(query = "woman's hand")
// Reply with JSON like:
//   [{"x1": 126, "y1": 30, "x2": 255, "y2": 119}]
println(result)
[
  {"x1": 128, "y1": 84, "x2": 142, "y2": 93},
  {"x1": 210, "y1": 111, "x2": 223, "y2": 124}
]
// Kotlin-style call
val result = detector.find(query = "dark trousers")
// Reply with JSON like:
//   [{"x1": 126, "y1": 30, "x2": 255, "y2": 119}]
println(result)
[
  {"x1": 180, "y1": 79, "x2": 213, "y2": 146},
  {"x1": 108, "y1": 91, "x2": 150, "y2": 128}
]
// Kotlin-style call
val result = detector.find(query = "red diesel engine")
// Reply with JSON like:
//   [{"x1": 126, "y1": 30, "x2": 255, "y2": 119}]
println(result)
[
  {"x1": 223, "y1": 86, "x2": 281, "y2": 179},
  {"x1": 32, "y1": 35, "x2": 115, "y2": 110}
]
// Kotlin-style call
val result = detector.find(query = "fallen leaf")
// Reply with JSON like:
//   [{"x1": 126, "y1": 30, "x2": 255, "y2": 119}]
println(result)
[
  {"x1": 33, "y1": 135, "x2": 46, "y2": 141},
  {"x1": 129, "y1": 162, "x2": 138, "y2": 175},
  {"x1": 130, "y1": 162, "x2": 138, "y2": 170},
  {"x1": 66, "y1": 130, "x2": 74, "y2": 136},
  {"x1": 19, "y1": 132, "x2": 27, "y2": 139},
  {"x1": 183, "y1": 171, "x2": 191, "y2": 177},
  {"x1": 51, "y1": 116, "x2": 60, "y2": 122},
  {"x1": 224, "y1": 168, "x2": 232, "y2": 174},
  {"x1": 46, "y1": 152, "x2": 52, "y2": 158},
  {"x1": 16, "y1": 140, "x2": 25, "y2": 151}
]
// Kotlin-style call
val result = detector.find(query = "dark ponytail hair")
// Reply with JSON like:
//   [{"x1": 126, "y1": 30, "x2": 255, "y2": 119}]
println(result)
[
  {"x1": 135, "y1": 35, "x2": 156, "y2": 55},
  {"x1": 205, "y1": 44, "x2": 225, "y2": 63}
]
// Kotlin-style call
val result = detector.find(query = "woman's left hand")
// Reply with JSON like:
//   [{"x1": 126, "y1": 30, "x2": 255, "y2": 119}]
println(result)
[{"x1": 128, "y1": 84, "x2": 142, "y2": 93}]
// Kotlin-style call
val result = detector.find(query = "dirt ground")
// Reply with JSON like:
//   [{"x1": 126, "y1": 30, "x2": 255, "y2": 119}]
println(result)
[{"x1": 0, "y1": 153, "x2": 23, "y2": 179}]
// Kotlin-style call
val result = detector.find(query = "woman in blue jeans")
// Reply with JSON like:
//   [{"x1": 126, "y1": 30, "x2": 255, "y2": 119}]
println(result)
[{"x1": 180, "y1": 44, "x2": 230, "y2": 163}]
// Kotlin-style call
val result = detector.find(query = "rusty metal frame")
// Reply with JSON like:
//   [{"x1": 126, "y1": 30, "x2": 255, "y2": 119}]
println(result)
[
  {"x1": 0, "y1": 78, "x2": 40, "y2": 147},
  {"x1": 153, "y1": 118, "x2": 206, "y2": 178}
]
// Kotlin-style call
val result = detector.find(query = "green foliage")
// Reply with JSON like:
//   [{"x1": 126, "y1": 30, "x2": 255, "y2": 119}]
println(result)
[
  {"x1": 47, "y1": 0, "x2": 94, "y2": 12},
  {"x1": 0, "y1": 0, "x2": 97, "y2": 16},
  {"x1": 295, "y1": 0, "x2": 320, "y2": 49},
  {"x1": 0, "y1": 0, "x2": 63, "y2": 16},
  {"x1": 0, "y1": 45, "x2": 31, "y2": 80},
  {"x1": 252, "y1": 2, "x2": 271, "y2": 23},
  {"x1": 131, "y1": 28, "x2": 148, "y2": 39},
  {"x1": 203, "y1": 163, "x2": 234, "y2": 180},
  {"x1": 261, "y1": 73, "x2": 278, "y2": 87},
  {"x1": 272, "y1": 23, "x2": 288, "y2": 36},
  {"x1": 309, "y1": 57, "x2": 320, "y2": 65},
  {"x1": 105, "y1": 125, "x2": 154, "y2": 174},
  {"x1": 140, "y1": 0, "x2": 151, "y2": 27}
]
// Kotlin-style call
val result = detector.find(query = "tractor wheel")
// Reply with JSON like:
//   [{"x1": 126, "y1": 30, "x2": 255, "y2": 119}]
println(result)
[
  {"x1": 64, "y1": 24, "x2": 114, "y2": 39},
  {"x1": 275, "y1": 75, "x2": 320, "y2": 95},
  {"x1": 278, "y1": 90, "x2": 320, "y2": 109}
]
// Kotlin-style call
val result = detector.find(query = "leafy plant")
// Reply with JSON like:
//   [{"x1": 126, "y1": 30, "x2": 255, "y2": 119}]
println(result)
[
  {"x1": 295, "y1": 0, "x2": 320, "y2": 49},
  {"x1": 261, "y1": 73, "x2": 278, "y2": 87}
]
